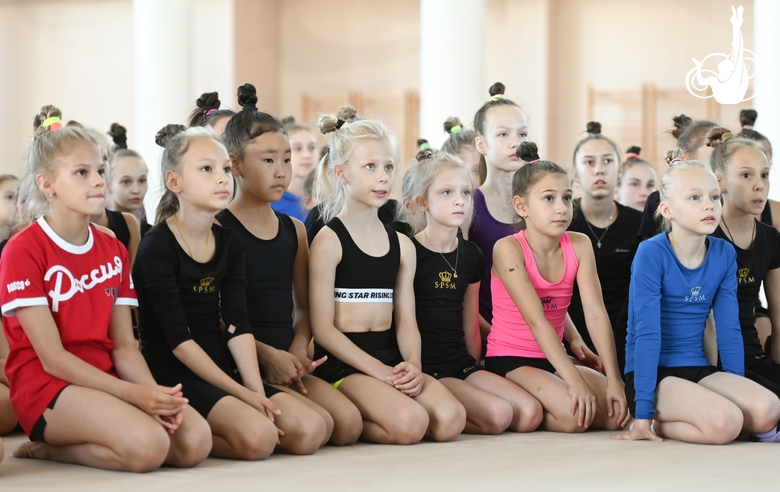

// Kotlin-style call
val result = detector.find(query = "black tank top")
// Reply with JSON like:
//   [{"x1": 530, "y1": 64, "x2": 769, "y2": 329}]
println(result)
[
  {"x1": 327, "y1": 217, "x2": 400, "y2": 303},
  {"x1": 216, "y1": 208, "x2": 298, "y2": 351},
  {"x1": 762, "y1": 201, "x2": 773, "y2": 226},
  {"x1": 106, "y1": 209, "x2": 131, "y2": 249}
]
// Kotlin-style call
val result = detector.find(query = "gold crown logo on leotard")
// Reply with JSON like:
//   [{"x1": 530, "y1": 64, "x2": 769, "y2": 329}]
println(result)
[
  {"x1": 200, "y1": 277, "x2": 215, "y2": 287},
  {"x1": 439, "y1": 271, "x2": 453, "y2": 283},
  {"x1": 738, "y1": 268, "x2": 750, "y2": 278}
]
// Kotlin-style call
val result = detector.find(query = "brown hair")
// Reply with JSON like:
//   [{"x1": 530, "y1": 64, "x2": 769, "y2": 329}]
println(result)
[
  {"x1": 618, "y1": 145, "x2": 655, "y2": 185},
  {"x1": 669, "y1": 114, "x2": 717, "y2": 158},
  {"x1": 706, "y1": 126, "x2": 766, "y2": 175},
  {"x1": 736, "y1": 110, "x2": 773, "y2": 160},
  {"x1": 473, "y1": 83, "x2": 526, "y2": 177},
  {"x1": 572, "y1": 121, "x2": 621, "y2": 167},
  {"x1": 441, "y1": 116, "x2": 483, "y2": 185},
  {"x1": 188, "y1": 91, "x2": 237, "y2": 128},
  {"x1": 221, "y1": 83, "x2": 285, "y2": 158},
  {"x1": 106, "y1": 123, "x2": 146, "y2": 182}
]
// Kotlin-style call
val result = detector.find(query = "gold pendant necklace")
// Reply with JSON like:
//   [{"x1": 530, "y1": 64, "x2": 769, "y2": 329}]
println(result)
[
  {"x1": 425, "y1": 231, "x2": 459, "y2": 278},
  {"x1": 173, "y1": 213, "x2": 210, "y2": 262}
]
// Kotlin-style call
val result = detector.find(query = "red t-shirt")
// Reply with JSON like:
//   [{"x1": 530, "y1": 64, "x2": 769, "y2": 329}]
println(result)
[{"x1": 0, "y1": 217, "x2": 137, "y2": 435}]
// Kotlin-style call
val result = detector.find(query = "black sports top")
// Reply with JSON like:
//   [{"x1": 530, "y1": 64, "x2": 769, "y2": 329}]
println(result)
[
  {"x1": 326, "y1": 217, "x2": 400, "y2": 303},
  {"x1": 306, "y1": 200, "x2": 400, "y2": 245},
  {"x1": 712, "y1": 220, "x2": 780, "y2": 358},
  {"x1": 761, "y1": 201, "x2": 773, "y2": 226},
  {"x1": 134, "y1": 222, "x2": 251, "y2": 373},
  {"x1": 637, "y1": 191, "x2": 663, "y2": 239},
  {"x1": 106, "y1": 209, "x2": 131, "y2": 249},
  {"x1": 216, "y1": 208, "x2": 297, "y2": 351},
  {"x1": 140, "y1": 221, "x2": 153, "y2": 237},
  {"x1": 567, "y1": 200, "x2": 642, "y2": 351},
  {"x1": 412, "y1": 236, "x2": 485, "y2": 368}
]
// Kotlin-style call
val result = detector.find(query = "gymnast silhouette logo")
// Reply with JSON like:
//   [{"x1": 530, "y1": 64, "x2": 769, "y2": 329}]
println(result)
[{"x1": 685, "y1": 5, "x2": 766, "y2": 104}]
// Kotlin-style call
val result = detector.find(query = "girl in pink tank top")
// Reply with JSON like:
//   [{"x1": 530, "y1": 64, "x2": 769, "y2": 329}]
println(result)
[{"x1": 486, "y1": 153, "x2": 630, "y2": 434}]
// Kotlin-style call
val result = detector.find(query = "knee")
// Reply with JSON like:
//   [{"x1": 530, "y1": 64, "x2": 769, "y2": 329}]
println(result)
[
  {"x1": 0, "y1": 412, "x2": 18, "y2": 436},
  {"x1": 168, "y1": 416, "x2": 212, "y2": 468},
  {"x1": 427, "y1": 401, "x2": 467, "y2": 442},
  {"x1": 236, "y1": 420, "x2": 278, "y2": 461},
  {"x1": 706, "y1": 405, "x2": 743, "y2": 444},
  {"x1": 514, "y1": 400, "x2": 544, "y2": 433},
  {"x1": 281, "y1": 413, "x2": 328, "y2": 455},
  {"x1": 484, "y1": 401, "x2": 514, "y2": 435},
  {"x1": 749, "y1": 394, "x2": 780, "y2": 434},
  {"x1": 329, "y1": 405, "x2": 363, "y2": 446},
  {"x1": 391, "y1": 405, "x2": 429, "y2": 445},
  {"x1": 557, "y1": 416, "x2": 589, "y2": 434},
  {"x1": 121, "y1": 425, "x2": 170, "y2": 473}
]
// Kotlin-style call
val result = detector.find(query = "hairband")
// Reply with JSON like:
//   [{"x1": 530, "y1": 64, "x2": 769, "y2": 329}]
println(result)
[
  {"x1": 449, "y1": 125, "x2": 463, "y2": 135},
  {"x1": 419, "y1": 142, "x2": 431, "y2": 150},
  {"x1": 241, "y1": 104, "x2": 256, "y2": 112},
  {"x1": 42, "y1": 116, "x2": 62, "y2": 131},
  {"x1": 742, "y1": 125, "x2": 754, "y2": 130},
  {"x1": 721, "y1": 132, "x2": 734, "y2": 142},
  {"x1": 490, "y1": 94, "x2": 505, "y2": 102},
  {"x1": 528, "y1": 158, "x2": 542, "y2": 164},
  {"x1": 335, "y1": 119, "x2": 346, "y2": 130},
  {"x1": 670, "y1": 158, "x2": 683, "y2": 166},
  {"x1": 624, "y1": 152, "x2": 641, "y2": 160},
  {"x1": 421, "y1": 150, "x2": 434, "y2": 160},
  {"x1": 204, "y1": 109, "x2": 218, "y2": 116}
]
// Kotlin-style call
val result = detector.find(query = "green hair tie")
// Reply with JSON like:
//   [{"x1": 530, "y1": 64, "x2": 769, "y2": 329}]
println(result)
[
  {"x1": 449, "y1": 125, "x2": 463, "y2": 135},
  {"x1": 419, "y1": 142, "x2": 432, "y2": 150}
]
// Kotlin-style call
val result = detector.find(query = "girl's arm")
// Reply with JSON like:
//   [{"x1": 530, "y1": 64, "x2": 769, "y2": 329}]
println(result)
[
  {"x1": 569, "y1": 233, "x2": 629, "y2": 425},
  {"x1": 562, "y1": 313, "x2": 603, "y2": 372},
  {"x1": 492, "y1": 235, "x2": 597, "y2": 427},
  {"x1": 711, "y1": 248, "x2": 744, "y2": 375},
  {"x1": 122, "y1": 212, "x2": 141, "y2": 268},
  {"x1": 309, "y1": 228, "x2": 398, "y2": 384},
  {"x1": 463, "y1": 283, "x2": 481, "y2": 363},
  {"x1": 288, "y1": 219, "x2": 324, "y2": 373},
  {"x1": 392, "y1": 234, "x2": 424, "y2": 396},
  {"x1": 478, "y1": 314, "x2": 492, "y2": 340},
  {"x1": 763, "y1": 268, "x2": 780, "y2": 364}
]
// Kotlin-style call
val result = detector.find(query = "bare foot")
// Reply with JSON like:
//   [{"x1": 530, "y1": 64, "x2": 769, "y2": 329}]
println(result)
[{"x1": 12, "y1": 441, "x2": 48, "y2": 460}]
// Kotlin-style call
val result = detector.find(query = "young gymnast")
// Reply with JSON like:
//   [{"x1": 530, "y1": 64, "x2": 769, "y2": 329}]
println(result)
[
  {"x1": 274, "y1": 116, "x2": 318, "y2": 221},
  {"x1": 567, "y1": 123, "x2": 642, "y2": 374},
  {"x1": 639, "y1": 115, "x2": 717, "y2": 238},
  {"x1": 736, "y1": 110, "x2": 780, "y2": 229},
  {"x1": 187, "y1": 91, "x2": 236, "y2": 137},
  {"x1": 616, "y1": 159, "x2": 780, "y2": 444},
  {"x1": 487, "y1": 159, "x2": 630, "y2": 433},
  {"x1": 309, "y1": 114, "x2": 466, "y2": 444},
  {"x1": 134, "y1": 121, "x2": 327, "y2": 458},
  {"x1": 615, "y1": 146, "x2": 656, "y2": 212},
  {"x1": 404, "y1": 148, "x2": 543, "y2": 434},
  {"x1": 469, "y1": 82, "x2": 530, "y2": 340},
  {"x1": 107, "y1": 124, "x2": 152, "y2": 236},
  {"x1": 0, "y1": 320, "x2": 18, "y2": 437},
  {"x1": 216, "y1": 84, "x2": 362, "y2": 445},
  {"x1": 706, "y1": 128, "x2": 780, "y2": 397},
  {"x1": 441, "y1": 117, "x2": 483, "y2": 189},
  {"x1": 0, "y1": 105, "x2": 211, "y2": 471},
  {"x1": 0, "y1": 174, "x2": 18, "y2": 242}
]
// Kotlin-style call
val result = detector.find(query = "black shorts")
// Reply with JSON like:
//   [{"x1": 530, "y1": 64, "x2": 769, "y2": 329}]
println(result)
[
  {"x1": 313, "y1": 329, "x2": 403, "y2": 383},
  {"x1": 424, "y1": 354, "x2": 483, "y2": 380},
  {"x1": 484, "y1": 355, "x2": 556, "y2": 377},
  {"x1": 625, "y1": 365, "x2": 720, "y2": 417},
  {"x1": 153, "y1": 368, "x2": 281, "y2": 419},
  {"x1": 30, "y1": 386, "x2": 67, "y2": 443}
]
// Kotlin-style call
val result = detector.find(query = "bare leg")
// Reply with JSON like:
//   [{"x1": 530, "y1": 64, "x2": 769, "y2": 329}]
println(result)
[
  {"x1": 0, "y1": 384, "x2": 18, "y2": 435},
  {"x1": 653, "y1": 377, "x2": 743, "y2": 444},
  {"x1": 698, "y1": 372, "x2": 780, "y2": 433},
  {"x1": 206, "y1": 396, "x2": 278, "y2": 460},
  {"x1": 337, "y1": 374, "x2": 429, "y2": 445},
  {"x1": 272, "y1": 383, "x2": 334, "y2": 446},
  {"x1": 464, "y1": 370, "x2": 543, "y2": 432},
  {"x1": 439, "y1": 377, "x2": 512, "y2": 434},
  {"x1": 268, "y1": 391, "x2": 328, "y2": 455},
  {"x1": 164, "y1": 405, "x2": 212, "y2": 468},
  {"x1": 411, "y1": 375, "x2": 467, "y2": 442},
  {"x1": 574, "y1": 366, "x2": 628, "y2": 431},
  {"x1": 504, "y1": 367, "x2": 587, "y2": 433},
  {"x1": 18, "y1": 385, "x2": 171, "y2": 472},
  {"x1": 293, "y1": 375, "x2": 363, "y2": 445}
]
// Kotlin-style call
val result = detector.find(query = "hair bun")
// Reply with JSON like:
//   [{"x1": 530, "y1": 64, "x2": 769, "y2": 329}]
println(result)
[
  {"x1": 280, "y1": 116, "x2": 296, "y2": 127},
  {"x1": 488, "y1": 82, "x2": 506, "y2": 98},
  {"x1": 443, "y1": 116, "x2": 463, "y2": 134},
  {"x1": 586, "y1": 121, "x2": 602, "y2": 135},
  {"x1": 108, "y1": 123, "x2": 128, "y2": 149},
  {"x1": 417, "y1": 138, "x2": 432, "y2": 151},
  {"x1": 626, "y1": 145, "x2": 641, "y2": 155},
  {"x1": 415, "y1": 148, "x2": 435, "y2": 162},
  {"x1": 516, "y1": 141, "x2": 540, "y2": 163},
  {"x1": 337, "y1": 106, "x2": 357, "y2": 123},
  {"x1": 664, "y1": 148, "x2": 683, "y2": 165},
  {"x1": 155, "y1": 124, "x2": 187, "y2": 148},
  {"x1": 318, "y1": 115, "x2": 341, "y2": 135},
  {"x1": 671, "y1": 114, "x2": 693, "y2": 140},
  {"x1": 706, "y1": 126, "x2": 734, "y2": 148},
  {"x1": 740, "y1": 109, "x2": 758, "y2": 128},
  {"x1": 196, "y1": 92, "x2": 221, "y2": 112},
  {"x1": 33, "y1": 104, "x2": 63, "y2": 133},
  {"x1": 237, "y1": 83, "x2": 258, "y2": 111}
]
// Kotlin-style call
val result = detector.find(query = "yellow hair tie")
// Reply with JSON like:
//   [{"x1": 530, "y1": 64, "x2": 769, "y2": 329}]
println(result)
[
  {"x1": 42, "y1": 116, "x2": 62, "y2": 130},
  {"x1": 449, "y1": 125, "x2": 463, "y2": 135},
  {"x1": 721, "y1": 132, "x2": 734, "y2": 142}
]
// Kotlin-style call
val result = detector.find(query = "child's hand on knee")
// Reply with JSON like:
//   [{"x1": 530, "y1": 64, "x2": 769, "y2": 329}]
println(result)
[{"x1": 392, "y1": 362, "x2": 423, "y2": 397}]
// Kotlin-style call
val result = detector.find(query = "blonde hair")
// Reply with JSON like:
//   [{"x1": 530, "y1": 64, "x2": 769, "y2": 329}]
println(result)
[
  {"x1": 315, "y1": 116, "x2": 399, "y2": 223},
  {"x1": 654, "y1": 159, "x2": 711, "y2": 232},
  {"x1": 154, "y1": 125, "x2": 221, "y2": 224},
  {"x1": 706, "y1": 126, "x2": 767, "y2": 175},
  {"x1": 401, "y1": 149, "x2": 471, "y2": 234},
  {"x1": 25, "y1": 104, "x2": 107, "y2": 221}
]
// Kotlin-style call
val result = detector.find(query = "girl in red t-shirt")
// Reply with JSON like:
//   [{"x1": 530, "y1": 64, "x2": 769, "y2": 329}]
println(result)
[{"x1": 0, "y1": 105, "x2": 211, "y2": 472}]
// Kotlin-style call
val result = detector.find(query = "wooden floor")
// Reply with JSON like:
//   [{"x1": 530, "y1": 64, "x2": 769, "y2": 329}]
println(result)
[{"x1": 2, "y1": 430, "x2": 779, "y2": 490}]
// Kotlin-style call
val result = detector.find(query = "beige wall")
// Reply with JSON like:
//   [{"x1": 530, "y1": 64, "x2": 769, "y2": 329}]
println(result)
[{"x1": 0, "y1": 0, "x2": 758, "y2": 178}]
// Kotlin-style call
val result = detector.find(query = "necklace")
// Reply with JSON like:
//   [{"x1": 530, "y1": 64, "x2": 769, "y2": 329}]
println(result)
[
  {"x1": 584, "y1": 205, "x2": 615, "y2": 249},
  {"x1": 721, "y1": 216, "x2": 756, "y2": 250},
  {"x1": 424, "y1": 230, "x2": 459, "y2": 278},
  {"x1": 173, "y1": 213, "x2": 211, "y2": 262}
]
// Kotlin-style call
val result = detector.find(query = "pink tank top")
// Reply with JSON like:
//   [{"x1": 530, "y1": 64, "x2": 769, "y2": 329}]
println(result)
[{"x1": 487, "y1": 231, "x2": 579, "y2": 358}]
